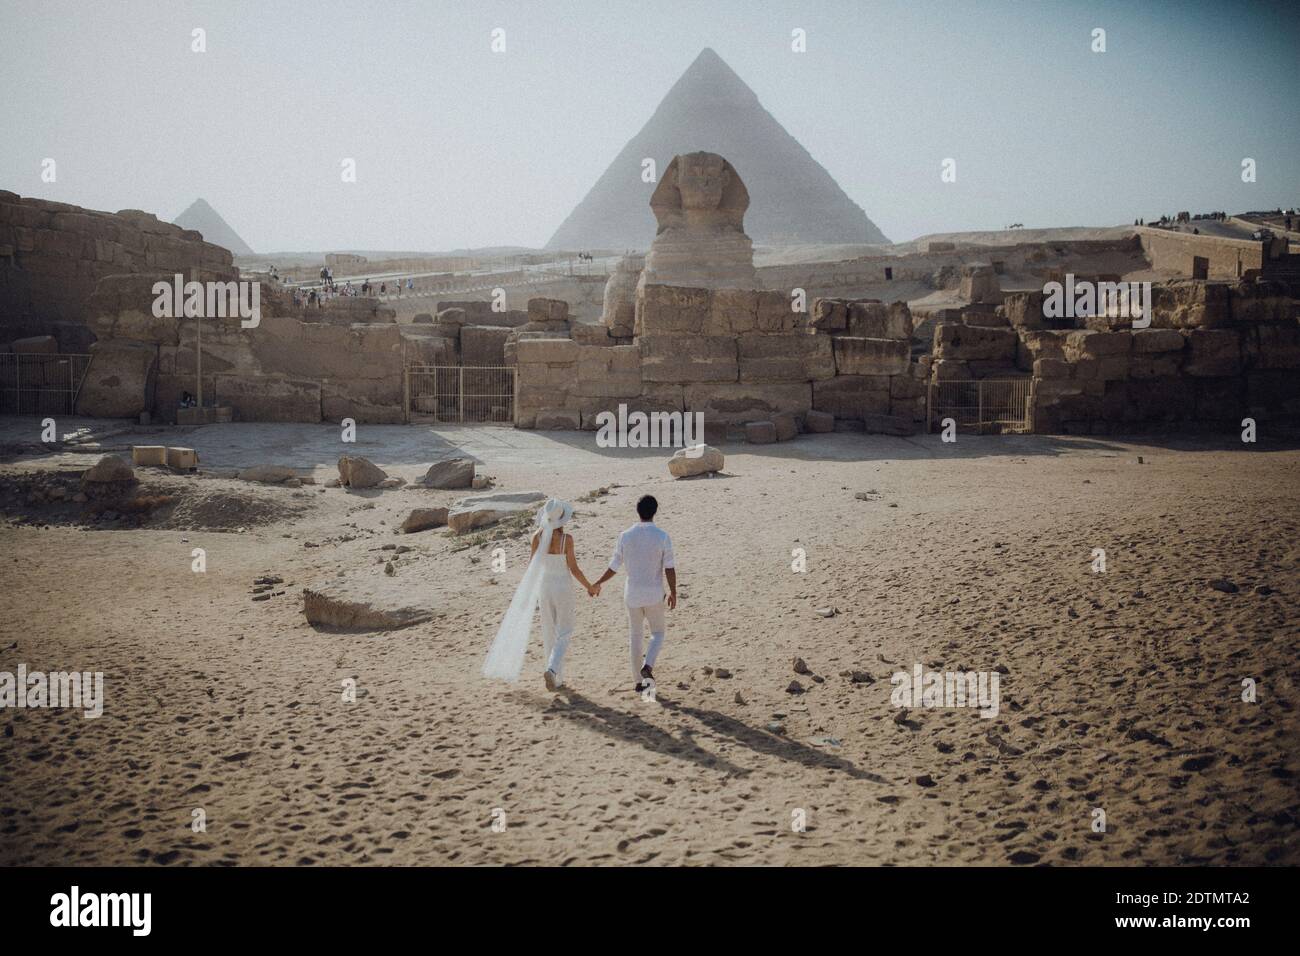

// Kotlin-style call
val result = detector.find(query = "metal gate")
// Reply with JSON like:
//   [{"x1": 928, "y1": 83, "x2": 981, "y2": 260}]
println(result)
[
  {"x1": 405, "y1": 365, "x2": 516, "y2": 424},
  {"x1": 0, "y1": 353, "x2": 93, "y2": 416},
  {"x1": 930, "y1": 377, "x2": 1031, "y2": 434}
]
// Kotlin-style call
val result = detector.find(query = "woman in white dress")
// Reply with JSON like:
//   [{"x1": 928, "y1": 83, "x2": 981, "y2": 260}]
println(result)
[{"x1": 482, "y1": 498, "x2": 596, "y2": 690}]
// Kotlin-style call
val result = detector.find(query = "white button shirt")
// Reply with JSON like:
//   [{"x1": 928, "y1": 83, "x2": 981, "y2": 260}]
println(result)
[{"x1": 609, "y1": 521, "x2": 675, "y2": 608}]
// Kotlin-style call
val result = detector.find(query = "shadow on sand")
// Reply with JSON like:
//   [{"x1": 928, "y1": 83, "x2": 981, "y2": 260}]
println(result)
[{"x1": 513, "y1": 686, "x2": 883, "y2": 783}]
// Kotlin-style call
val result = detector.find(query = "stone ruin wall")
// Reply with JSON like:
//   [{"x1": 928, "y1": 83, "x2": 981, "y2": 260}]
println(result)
[
  {"x1": 932, "y1": 279, "x2": 1300, "y2": 433},
  {"x1": 0, "y1": 193, "x2": 530, "y2": 425},
  {"x1": 509, "y1": 284, "x2": 927, "y2": 437},
  {"x1": 1137, "y1": 227, "x2": 1263, "y2": 280}
]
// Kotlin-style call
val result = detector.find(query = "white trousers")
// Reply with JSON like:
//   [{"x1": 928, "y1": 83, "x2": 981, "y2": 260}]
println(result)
[
  {"x1": 627, "y1": 601, "x2": 666, "y2": 682},
  {"x1": 539, "y1": 589, "x2": 576, "y2": 682}
]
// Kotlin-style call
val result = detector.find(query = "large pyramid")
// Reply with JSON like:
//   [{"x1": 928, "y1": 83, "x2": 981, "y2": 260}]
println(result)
[
  {"x1": 547, "y1": 48, "x2": 887, "y2": 251},
  {"x1": 173, "y1": 198, "x2": 253, "y2": 256}
]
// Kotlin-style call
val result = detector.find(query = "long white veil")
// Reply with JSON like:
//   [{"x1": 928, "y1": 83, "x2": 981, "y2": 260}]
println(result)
[{"x1": 481, "y1": 509, "x2": 559, "y2": 682}]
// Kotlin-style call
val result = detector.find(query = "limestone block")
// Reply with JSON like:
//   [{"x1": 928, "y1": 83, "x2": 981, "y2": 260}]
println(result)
[
  {"x1": 1244, "y1": 323, "x2": 1300, "y2": 371},
  {"x1": 535, "y1": 407, "x2": 582, "y2": 430},
  {"x1": 528, "y1": 298, "x2": 569, "y2": 323},
  {"x1": 460, "y1": 325, "x2": 513, "y2": 366},
  {"x1": 1034, "y1": 359, "x2": 1071, "y2": 380},
  {"x1": 76, "y1": 340, "x2": 157, "y2": 418},
  {"x1": 1230, "y1": 280, "x2": 1296, "y2": 323},
  {"x1": 804, "y1": 409, "x2": 835, "y2": 432},
  {"x1": 1181, "y1": 329, "x2": 1241, "y2": 377},
  {"x1": 931, "y1": 359, "x2": 972, "y2": 382},
  {"x1": 832, "y1": 336, "x2": 910, "y2": 376},
  {"x1": 771, "y1": 412, "x2": 799, "y2": 441},
  {"x1": 400, "y1": 507, "x2": 450, "y2": 534},
  {"x1": 515, "y1": 337, "x2": 578, "y2": 365},
  {"x1": 810, "y1": 298, "x2": 848, "y2": 332},
  {"x1": 812, "y1": 375, "x2": 890, "y2": 420},
  {"x1": 847, "y1": 302, "x2": 911, "y2": 339},
  {"x1": 1064, "y1": 330, "x2": 1132, "y2": 361},
  {"x1": 1128, "y1": 354, "x2": 1183, "y2": 380},
  {"x1": 640, "y1": 334, "x2": 737, "y2": 383},
  {"x1": 737, "y1": 333, "x2": 834, "y2": 382},
  {"x1": 165, "y1": 447, "x2": 199, "y2": 470},
  {"x1": 131, "y1": 445, "x2": 167, "y2": 466},
  {"x1": 420, "y1": 458, "x2": 475, "y2": 489},
  {"x1": 638, "y1": 284, "x2": 713, "y2": 335},
  {"x1": 571, "y1": 322, "x2": 614, "y2": 346},
  {"x1": 683, "y1": 381, "x2": 811, "y2": 425},
  {"x1": 933, "y1": 324, "x2": 1018, "y2": 362},
  {"x1": 889, "y1": 373, "x2": 927, "y2": 400},
  {"x1": 745, "y1": 421, "x2": 777, "y2": 444},
  {"x1": 668, "y1": 444, "x2": 724, "y2": 478},
  {"x1": 1002, "y1": 291, "x2": 1047, "y2": 330},
  {"x1": 447, "y1": 490, "x2": 546, "y2": 534},
  {"x1": 754, "y1": 290, "x2": 802, "y2": 333},
  {"x1": 11, "y1": 335, "x2": 58, "y2": 354},
  {"x1": 1131, "y1": 329, "x2": 1186, "y2": 354},
  {"x1": 1149, "y1": 281, "x2": 1231, "y2": 329}
]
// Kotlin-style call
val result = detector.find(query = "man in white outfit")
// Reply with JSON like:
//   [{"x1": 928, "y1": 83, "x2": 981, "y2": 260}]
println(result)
[{"x1": 593, "y1": 495, "x2": 677, "y2": 692}]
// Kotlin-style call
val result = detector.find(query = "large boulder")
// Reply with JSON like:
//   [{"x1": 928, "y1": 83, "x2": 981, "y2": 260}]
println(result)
[
  {"x1": 75, "y1": 340, "x2": 158, "y2": 419},
  {"x1": 668, "y1": 444, "x2": 724, "y2": 478},
  {"x1": 447, "y1": 490, "x2": 546, "y2": 534},
  {"x1": 804, "y1": 409, "x2": 835, "y2": 433},
  {"x1": 745, "y1": 420, "x2": 777, "y2": 444},
  {"x1": 400, "y1": 507, "x2": 450, "y2": 534},
  {"x1": 771, "y1": 412, "x2": 799, "y2": 441},
  {"x1": 419, "y1": 457, "x2": 475, "y2": 489},
  {"x1": 337, "y1": 455, "x2": 387, "y2": 489}
]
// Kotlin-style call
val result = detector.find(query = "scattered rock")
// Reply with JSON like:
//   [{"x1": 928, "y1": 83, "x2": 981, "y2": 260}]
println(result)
[
  {"x1": 785, "y1": 680, "x2": 805, "y2": 695},
  {"x1": 667, "y1": 444, "x2": 724, "y2": 478},
  {"x1": 1209, "y1": 578, "x2": 1239, "y2": 594},
  {"x1": 714, "y1": 667, "x2": 732, "y2": 679},
  {"x1": 792, "y1": 657, "x2": 811, "y2": 674},
  {"x1": 420, "y1": 457, "x2": 475, "y2": 490},
  {"x1": 337, "y1": 456, "x2": 387, "y2": 489},
  {"x1": 849, "y1": 670, "x2": 875, "y2": 684},
  {"x1": 237, "y1": 464, "x2": 298, "y2": 484},
  {"x1": 814, "y1": 607, "x2": 836, "y2": 618},
  {"x1": 915, "y1": 774, "x2": 936, "y2": 788},
  {"x1": 447, "y1": 490, "x2": 546, "y2": 534},
  {"x1": 744, "y1": 420, "x2": 777, "y2": 444},
  {"x1": 733, "y1": 691, "x2": 747, "y2": 705},
  {"x1": 400, "y1": 508, "x2": 449, "y2": 533}
]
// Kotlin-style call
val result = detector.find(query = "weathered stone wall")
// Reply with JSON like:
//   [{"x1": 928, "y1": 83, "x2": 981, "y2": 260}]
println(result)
[
  {"x1": 1137, "y1": 227, "x2": 1263, "y2": 280},
  {"x1": 933, "y1": 277, "x2": 1300, "y2": 434},
  {"x1": 0, "y1": 192, "x2": 236, "y2": 352},
  {"x1": 513, "y1": 287, "x2": 927, "y2": 436},
  {"x1": 1024, "y1": 279, "x2": 1299, "y2": 433}
]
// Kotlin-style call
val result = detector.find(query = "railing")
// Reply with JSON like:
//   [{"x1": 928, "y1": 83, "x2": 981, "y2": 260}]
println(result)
[
  {"x1": 0, "y1": 353, "x2": 93, "y2": 416},
  {"x1": 930, "y1": 377, "x2": 1031, "y2": 434},
  {"x1": 405, "y1": 365, "x2": 516, "y2": 425}
]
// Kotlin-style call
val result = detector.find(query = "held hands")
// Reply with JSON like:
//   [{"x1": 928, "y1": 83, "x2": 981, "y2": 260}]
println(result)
[{"x1": 587, "y1": 582, "x2": 601, "y2": 598}]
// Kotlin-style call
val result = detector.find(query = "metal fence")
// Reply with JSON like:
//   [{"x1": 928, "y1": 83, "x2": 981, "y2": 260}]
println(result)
[
  {"x1": 0, "y1": 353, "x2": 93, "y2": 416},
  {"x1": 405, "y1": 365, "x2": 516, "y2": 424},
  {"x1": 930, "y1": 377, "x2": 1031, "y2": 434}
]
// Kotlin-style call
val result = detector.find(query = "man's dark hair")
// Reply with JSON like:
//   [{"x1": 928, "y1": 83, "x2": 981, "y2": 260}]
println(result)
[{"x1": 636, "y1": 495, "x2": 658, "y2": 521}]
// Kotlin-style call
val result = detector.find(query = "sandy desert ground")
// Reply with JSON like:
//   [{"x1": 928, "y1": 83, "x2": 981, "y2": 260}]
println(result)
[{"x1": 0, "y1": 421, "x2": 1297, "y2": 866}]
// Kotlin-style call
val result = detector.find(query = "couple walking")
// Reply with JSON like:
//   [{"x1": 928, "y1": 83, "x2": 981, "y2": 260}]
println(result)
[{"x1": 482, "y1": 495, "x2": 676, "y2": 694}]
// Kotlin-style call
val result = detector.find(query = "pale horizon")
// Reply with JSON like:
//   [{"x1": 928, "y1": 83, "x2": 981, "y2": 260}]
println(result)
[{"x1": 2, "y1": 0, "x2": 1297, "y2": 253}]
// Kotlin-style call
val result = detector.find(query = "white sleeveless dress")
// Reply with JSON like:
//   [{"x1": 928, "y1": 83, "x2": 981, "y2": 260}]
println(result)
[{"x1": 537, "y1": 535, "x2": 576, "y2": 681}]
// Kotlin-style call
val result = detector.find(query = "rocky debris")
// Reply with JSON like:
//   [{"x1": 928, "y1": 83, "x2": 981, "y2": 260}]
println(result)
[
  {"x1": 447, "y1": 490, "x2": 546, "y2": 535},
  {"x1": 848, "y1": 670, "x2": 875, "y2": 684},
  {"x1": 420, "y1": 457, "x2": 475, "y2": 490},
  {"x1": 814, "y1": 607, "x2": 836, "y2": 618},
  {"x1": 378, "y1": 477, "x2": 405, "y2": 489},
  {"x1": 302, "y1": 575, "x2": 441, "y2": 630},
  {"x1": 1209, "y1": 578, "x2": 1239, "y2": 594},
  {"x1": 81, "y1": 455, "x2": 134, "y2": 484},
  {"x1": 471, "y1": 475, "x2": 490, "y2": 490},
  {"x1": 337, "y1": 456, "x2": 387, "y2": 489},
  {"x1": 803, "y1": 409, "x2": 834, "y2": 433},
  {"x1": 734, "y1": 691, "x2": 746, "y2": 705},
  {"x1": 400, "y1": 507, "x2": 449, "y2": 534},
  {"x1": 745, "y1": 420, "x2": 777, "y2": 444},
  {"x1": 237, "y1": 465, "x2": 298, "y2": 484},
  {"x1": 786, "y1": 680, "x2": 805, "y2": 695},
  {"x1": 915, "y1": 774, "x2": 936, "y2": 788},
  {"x1": 668, "y1": 444, "x2": 724, "y2": 478},
  {"x1": 792, "y1": 657, "x2": 811, "y2": 675},
  {"x1": 714, "y1": 667, "x2": 732, "y2": 679}
]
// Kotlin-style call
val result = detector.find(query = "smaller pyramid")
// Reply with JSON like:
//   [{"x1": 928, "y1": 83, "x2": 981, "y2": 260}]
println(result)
[{"x1": 174, "y1": 199, "x2": 253, "y2": 256}]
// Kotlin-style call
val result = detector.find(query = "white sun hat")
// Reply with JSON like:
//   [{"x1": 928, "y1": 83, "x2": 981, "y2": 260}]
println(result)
[{"x1": 537, "y1": 498, "x2": 574, "y2": 529}]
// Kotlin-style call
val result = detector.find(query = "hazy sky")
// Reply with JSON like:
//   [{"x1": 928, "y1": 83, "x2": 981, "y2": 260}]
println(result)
[{"x1": 2, "y1": 0, "x2": 1297, "y2": 252}]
